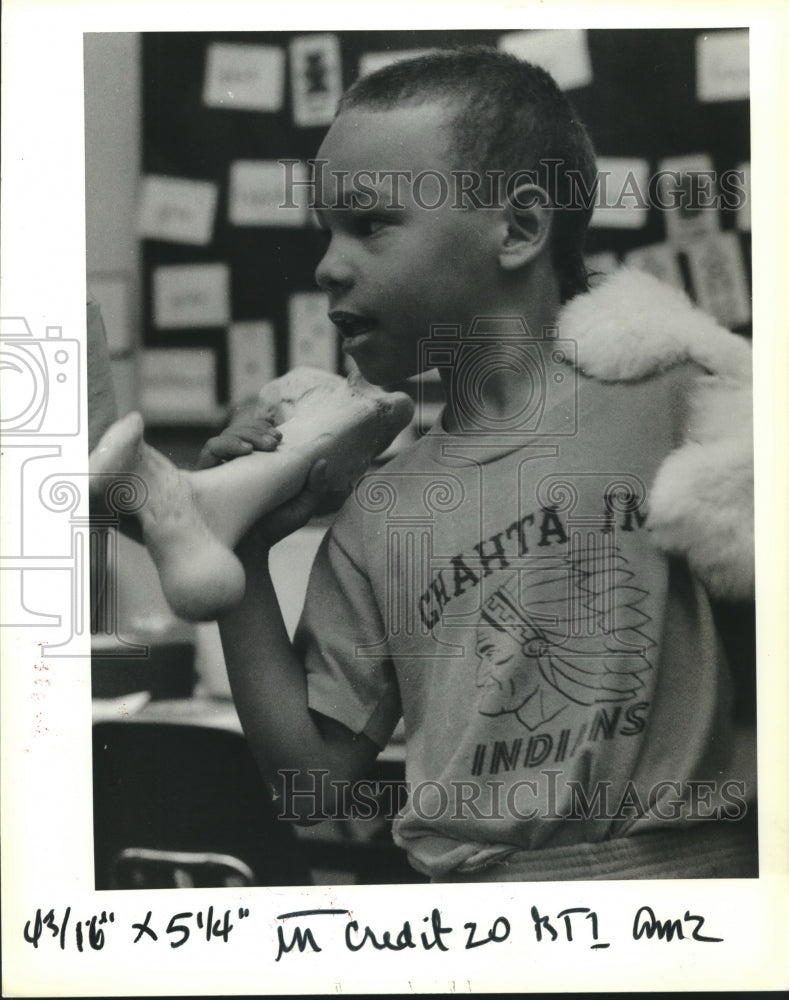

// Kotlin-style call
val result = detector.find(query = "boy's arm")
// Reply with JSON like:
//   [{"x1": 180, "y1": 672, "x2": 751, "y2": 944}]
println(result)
[{"x1": 217, "y1": 488, "x2": 380, "y2": 822}]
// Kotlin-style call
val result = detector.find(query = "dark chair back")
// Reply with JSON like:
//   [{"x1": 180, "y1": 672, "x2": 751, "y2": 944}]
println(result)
[{"x1": 93, "y1": 721, "x2": 310, "y2": 889}]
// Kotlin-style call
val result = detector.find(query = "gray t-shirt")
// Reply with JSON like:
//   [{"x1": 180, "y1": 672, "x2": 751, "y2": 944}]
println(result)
[{"x1": 296, "y1": 362, "x2": 753, "y2": 878}]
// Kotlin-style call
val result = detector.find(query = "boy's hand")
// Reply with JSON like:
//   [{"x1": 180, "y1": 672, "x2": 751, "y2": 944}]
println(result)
[
  {"x1": 196, "y1": 400, "x2": 282, "y2": 470},
  {"x1": 238, "y1": 459, "x2": 329, "y2": 556}
]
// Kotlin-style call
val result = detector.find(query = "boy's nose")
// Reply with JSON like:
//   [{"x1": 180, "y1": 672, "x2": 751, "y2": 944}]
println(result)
[{"x1": 315, "y1": 241, "x2": 354, "y2": 294}]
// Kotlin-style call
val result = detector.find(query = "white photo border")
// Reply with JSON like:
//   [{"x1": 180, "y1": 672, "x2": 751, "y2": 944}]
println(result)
[{"x1": 2, "y1": 0, "x2": 788, "y2": 995}]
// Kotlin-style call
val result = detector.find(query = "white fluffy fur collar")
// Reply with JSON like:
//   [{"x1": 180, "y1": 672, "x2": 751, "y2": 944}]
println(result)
[{"x1": 558, "y1": 267, "x2": 754, "y2": 602}]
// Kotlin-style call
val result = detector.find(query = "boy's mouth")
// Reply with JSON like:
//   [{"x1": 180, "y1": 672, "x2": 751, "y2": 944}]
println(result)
[{"x1": 329, "y1": 310, "x2": 377, "y2": 342}]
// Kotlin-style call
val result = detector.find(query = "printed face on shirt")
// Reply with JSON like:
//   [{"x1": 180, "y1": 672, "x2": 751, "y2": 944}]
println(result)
[
  {"x1": 475, "y1": 623, "x2": 540, "y2": 715},
  {"x1": 313, "y1": 102, "x2": 507, "y2": 386}
]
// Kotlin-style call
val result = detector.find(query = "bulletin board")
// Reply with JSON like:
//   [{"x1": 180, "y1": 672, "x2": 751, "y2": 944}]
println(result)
[{"x1": 138, "y1": 28, "x2": 751, "y2": 422}]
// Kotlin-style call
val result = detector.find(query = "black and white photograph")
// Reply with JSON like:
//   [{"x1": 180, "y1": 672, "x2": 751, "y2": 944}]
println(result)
[{"x1": 2, "y1": 2, "x2": 788, "y2": 996}]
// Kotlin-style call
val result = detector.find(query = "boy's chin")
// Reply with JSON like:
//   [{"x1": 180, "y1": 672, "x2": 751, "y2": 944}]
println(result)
[
  {"x1": 349, "y1": 360, "x2": 416, "y2": 390},
  {"x1": 343, "y1": 338, "x2": 426, "y2": 388}
]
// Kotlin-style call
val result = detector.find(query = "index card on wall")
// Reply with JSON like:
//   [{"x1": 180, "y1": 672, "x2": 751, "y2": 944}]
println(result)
[
  {"x1": 153, "y1": 263, "x2": 230, "y2": 329},
  {"x1": 289, "y1": 34, "x2": 343, "y2": 127},
  {"x1": 228, "y1": 160, "x2": 309, "y2": 227},
  {"x1": 288, "y1": 291, "x2": 337, "y2": 371},
  {"x1": 140, "y1": 348, "x2": 217, "y2": 415},
  {"x1": 685, "y1": 232, "x2": 751, "y2": 328},
  {"x1": 696, "y1": 30, "x2": 749, "y2": 102},
  {"x1": 590, "y1": 157, "x2": 651, "y2": 229},
  {"x1": 228, "y1": 320, "x2": 277, "y2": 403},
  {"x1": 656, "y1": 154, "x2": 721, "y2": 248},
  {"x1": 357, "y1": 49, "x2": 435, "y2": 78},
  {"x1": 136, "y1": 175, "x2": 218, "y2": 246},
  {"x1": 203, "y1": 42, "x2": 285, "y2": 111},
  {"x1": 498, "y1": 29, "x2": 593, "y2": 91}
]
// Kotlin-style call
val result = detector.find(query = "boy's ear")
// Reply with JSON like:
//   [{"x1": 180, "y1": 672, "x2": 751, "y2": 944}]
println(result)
[{"x1": 498, "y1": 184, "x2": 553, "y2": 272}]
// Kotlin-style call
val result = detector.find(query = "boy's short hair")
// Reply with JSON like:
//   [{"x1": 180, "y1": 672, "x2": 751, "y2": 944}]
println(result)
[{"x1": 338, "y1": 46, "x2": 598, "y2": 302}]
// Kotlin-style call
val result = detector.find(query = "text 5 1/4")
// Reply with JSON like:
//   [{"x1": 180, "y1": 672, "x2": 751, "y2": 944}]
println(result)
[{"x1": 133, "y1": 906, "x2": 250, "y2": 948}]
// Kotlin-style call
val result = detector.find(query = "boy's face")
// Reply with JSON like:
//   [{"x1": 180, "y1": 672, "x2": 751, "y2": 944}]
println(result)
[{"x1": 313, "y1": 103, "x2": 505, "y2": 385}]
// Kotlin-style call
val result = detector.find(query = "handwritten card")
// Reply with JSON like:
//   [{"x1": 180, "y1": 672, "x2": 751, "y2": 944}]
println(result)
[
  {"x1": 625, "y1": 242, "x2": 684, "y2": 290},
  {"x1": 357, "y1": 48, "x2": 435, "y2": 78},
  {"x1": 288, "y1": 291, "x2": 337, "y2": 371},
  {"x1": 136, "y1": 175, "x2": 218, "y2": 246},
  {"x1": 656, "y1": 154, "x2": 720, "y2": 248},
  {"x1": 685, "y1": 232, "x2": 751, "y2": 328},
  {"x1": 227, "y1": 320, "x2": 277, "y2": 403},
  {"x1": 140, "y1": 347, "x2": 217, "y2": 416},
  {"x1": 696, "y1": 29, "x2": 749, "y2": 103},
  {"x1": 289, "y1": 34, "x2": 343, "y2": 127},
  {"x1": 498, "y1": 29, "x2": 593, "y2": 91},
  {"x1": 203, "y1": 42, "x2": 285, "y2": 111},
  {"x1": 152, "y1": 263, "x2": 230, "y2": 329},
  {"x1": 590, "y1": 157, "x2": 651, "y2": 230},
  {"x1": 228, "y1": 160, "x2": 309, "y2": 227}
]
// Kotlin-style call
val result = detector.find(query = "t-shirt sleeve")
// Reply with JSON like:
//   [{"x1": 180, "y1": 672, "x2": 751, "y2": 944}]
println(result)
[{"x1": 294, "y1": 516, "x2": 401, "y2": 750}]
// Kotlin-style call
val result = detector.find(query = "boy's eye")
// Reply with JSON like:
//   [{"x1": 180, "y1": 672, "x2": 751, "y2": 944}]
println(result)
[{"x1": 352, "y1": 215, "x2": 389, "y2": 237}]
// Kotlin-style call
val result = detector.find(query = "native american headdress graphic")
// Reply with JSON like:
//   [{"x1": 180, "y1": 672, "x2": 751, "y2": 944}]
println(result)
[{"x1": 475, "y1": 540, "x2": 654, "y2": 725}]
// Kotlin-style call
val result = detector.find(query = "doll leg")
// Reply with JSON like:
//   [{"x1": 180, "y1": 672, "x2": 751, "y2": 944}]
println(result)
[
  {"x1": 90, "y1": 412, "x2": 246, "y2": 621},
  {"x1": 89, "y1": 372, "x2": 414, "y2": 622}
]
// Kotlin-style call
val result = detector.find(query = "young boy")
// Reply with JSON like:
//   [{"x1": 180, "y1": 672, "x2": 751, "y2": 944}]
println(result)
[{"x1": 209, "y1": 48, "x2": 756, "y2": 881}]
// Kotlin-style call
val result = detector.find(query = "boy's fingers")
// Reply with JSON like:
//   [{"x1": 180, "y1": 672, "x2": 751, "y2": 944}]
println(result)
[
  {"x1": 232, "y1": 425, "x2": 282, "y2": 452},
  {"x1": 196, "y1": 435, "x2": 250, "y2": 469},
  {"x1": 196, "y1": 422, "x2": 282, "y2": 470},
  {"x1": 197, "y1": 424, "x2": 284, "y2": 468},
  {"x1": 306, "y1": 458, "x2": 329, "y2": 494},
  {"x1": 306, "y1": 460, "x2": 352, "y2": 515},
  {"x1": 195, "y1": 443, "x2": 222, "y2": 469},
  {"x1": 245, "y1": 462, "x2": 330, "y2": 548},
  {"x1": 259, "y1": 489, "x2": 323, "y2": 545}
]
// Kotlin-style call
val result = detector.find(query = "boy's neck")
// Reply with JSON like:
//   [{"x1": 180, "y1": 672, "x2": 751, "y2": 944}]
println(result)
[{"x1": 439, "y1": 270, "x2": 569, "y2": 435}]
